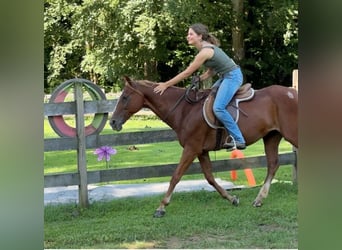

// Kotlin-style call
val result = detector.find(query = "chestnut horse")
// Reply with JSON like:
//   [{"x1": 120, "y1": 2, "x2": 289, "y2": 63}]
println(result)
[{"x1": 110, "y1": 76, "x2": 298, "y2": 217}]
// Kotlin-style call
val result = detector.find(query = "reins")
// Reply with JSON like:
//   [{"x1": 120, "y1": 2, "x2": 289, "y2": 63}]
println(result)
[
  {"x1": 184, "y1": 75, "x2": 207, "y2": 103},
  {"x1": 164, "y1": 92, "x2": 186, "y2": 121},
  {"x1": 164, "y1": 76, "x2": 206, "y2": 121}
]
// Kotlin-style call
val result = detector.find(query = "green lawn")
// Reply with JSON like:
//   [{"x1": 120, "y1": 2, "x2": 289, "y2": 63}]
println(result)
[{"x1": 44, "y1": 182, "x2": 297, "y2": 249}]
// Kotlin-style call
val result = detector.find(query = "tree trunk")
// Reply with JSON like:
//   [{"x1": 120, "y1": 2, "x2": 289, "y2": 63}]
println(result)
[
  {"x1": 144, "y1": 61, "x2": 158, "y2": 81},
  {"x1": 231, "y1": 0, "x2": 244, "y2": 62}
]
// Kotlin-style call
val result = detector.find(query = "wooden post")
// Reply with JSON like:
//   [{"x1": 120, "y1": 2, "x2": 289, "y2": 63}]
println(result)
[
  {"x1": 292, "y1": 147, "x2": 298, "y2": 183},
  {"x1": 74, "y1": 82, "x2": 89, "y2": 207},
  {"x1": 292, "y1": 69, "x2": 298, "y2": 183},
  {"x1": 292, "y1": 69, "x2": 298, "y2": 91}
]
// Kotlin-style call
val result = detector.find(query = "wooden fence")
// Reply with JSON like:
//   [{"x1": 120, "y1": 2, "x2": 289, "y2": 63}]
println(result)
[{"x1": 44, "y1": 79, "x2": 297, "y2": 207}]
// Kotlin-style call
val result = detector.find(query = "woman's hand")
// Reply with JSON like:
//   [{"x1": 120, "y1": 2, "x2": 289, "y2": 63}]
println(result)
[{"x1": 153, "y1": 83, "x2": 169, "y2": 95}]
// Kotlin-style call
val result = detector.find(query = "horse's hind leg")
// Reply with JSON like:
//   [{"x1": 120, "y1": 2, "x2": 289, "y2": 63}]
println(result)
[
  {"x1": 253, "y1": 131, "x2": 282, "y2": 207},
  {"x1": 198, "y1": 152, "x2": 239, "y2": 205}
]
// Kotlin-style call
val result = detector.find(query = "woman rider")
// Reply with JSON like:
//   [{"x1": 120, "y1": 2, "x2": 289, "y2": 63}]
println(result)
[{"x1": 153, "y1": 23, "x2": 246, "y2": 150}]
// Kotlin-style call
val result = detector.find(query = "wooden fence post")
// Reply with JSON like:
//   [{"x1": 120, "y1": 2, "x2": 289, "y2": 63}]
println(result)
[
  {"x1": 75, "y1": 82, "x2": 89, "y2": 207},
  {"x1": 292, "y1": 69, "x2": 298, "y2": 91},
  {"x1": 292, "y1": 69, "x2": 298, "y2": 183}
]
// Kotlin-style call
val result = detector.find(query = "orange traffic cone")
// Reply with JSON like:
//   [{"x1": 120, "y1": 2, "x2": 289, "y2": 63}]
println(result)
[{"x1": 230, "y1": 149, "x2": 256, "y2": 186}]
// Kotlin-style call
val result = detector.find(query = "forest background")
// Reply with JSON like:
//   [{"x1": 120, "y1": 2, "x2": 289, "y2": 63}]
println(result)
[{"x1": 44, "y1": 0, "x2": 298, "y2": 93}]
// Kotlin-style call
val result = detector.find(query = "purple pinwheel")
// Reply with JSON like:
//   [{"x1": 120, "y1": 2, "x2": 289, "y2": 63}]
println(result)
[{"x1": 94, "y1": 146, "x2": 117, "y2": 164}]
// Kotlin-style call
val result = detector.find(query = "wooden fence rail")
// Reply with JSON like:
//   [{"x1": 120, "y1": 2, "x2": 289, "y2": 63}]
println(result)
[
  {"x1": 44, "y1": 152, "x2": 295, "y2": 188},
  {"x1": 44, "y1": 79, "x2": 297, "y2": 207},
  {"x1": 44, "y1": 129, "x2": 177, "y2": 151},
  {"x1": 44, "y1": 99, "x2": 117, "y2": 116}
]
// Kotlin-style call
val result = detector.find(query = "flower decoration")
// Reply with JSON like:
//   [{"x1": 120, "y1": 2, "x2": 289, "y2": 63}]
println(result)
[{"x1": 94, "y1": 146, "x2": 117, "y2": 168}]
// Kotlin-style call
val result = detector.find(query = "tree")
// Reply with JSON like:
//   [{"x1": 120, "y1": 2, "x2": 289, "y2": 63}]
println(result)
[
  {"x1": 44, "y1": 0, "x2": 298, "y2": 93},
  {"x1": 243, "y1": 0, "x2": 298, "y2": 87}
]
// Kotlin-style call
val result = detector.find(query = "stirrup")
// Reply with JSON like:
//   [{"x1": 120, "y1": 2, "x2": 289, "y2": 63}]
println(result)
[{"x1": 223, "y1": 135, "x2": 237, "y2": 151}]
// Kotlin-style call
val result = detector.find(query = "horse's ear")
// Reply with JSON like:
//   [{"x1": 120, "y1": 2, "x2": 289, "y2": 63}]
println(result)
[
  {"x1": 123, "y1": 76, "x2": 136, "y2": 87},
  {"x1": 123, "y1": 76, "x2": 131, "y2": 85}
]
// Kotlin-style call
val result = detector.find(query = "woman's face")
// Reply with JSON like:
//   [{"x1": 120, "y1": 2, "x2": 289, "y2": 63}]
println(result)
[{"x1": 187, "y1": 28, "x2": 202, "y2": 45}]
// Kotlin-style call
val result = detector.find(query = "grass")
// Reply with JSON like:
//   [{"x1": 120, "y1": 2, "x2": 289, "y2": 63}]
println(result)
[
  {"x1": 44, "y1": 114, "x2": 297, "y2": 249},
  {"x1": 44, "y1": 182, "x2": 297, "y2": 249}
]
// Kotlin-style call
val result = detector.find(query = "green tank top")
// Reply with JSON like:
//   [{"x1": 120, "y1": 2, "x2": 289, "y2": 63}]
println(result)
[{"x1": 202, "y1": 45, "x2": 238, "y2": 75}]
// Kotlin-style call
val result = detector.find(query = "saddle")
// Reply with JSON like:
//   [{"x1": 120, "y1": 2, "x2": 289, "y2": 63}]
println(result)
[{"x1": 203, "y1": 83, "x2": 255, "y2": 129}]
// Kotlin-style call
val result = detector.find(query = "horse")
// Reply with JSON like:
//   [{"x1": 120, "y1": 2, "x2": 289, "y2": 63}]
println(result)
[{"x1": 109, "y1": 76, "x2": 298, "y2": 218}]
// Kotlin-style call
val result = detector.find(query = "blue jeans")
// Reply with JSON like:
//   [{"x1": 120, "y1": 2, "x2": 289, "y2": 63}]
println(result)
[{"x1": 212, "y1": 68, "x2": 245, "y2": 143}]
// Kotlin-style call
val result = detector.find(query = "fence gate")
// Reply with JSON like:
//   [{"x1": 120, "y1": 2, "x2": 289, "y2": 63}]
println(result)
[{"x1": 47, "y1": 78, "x2": 108, "y2": 207}]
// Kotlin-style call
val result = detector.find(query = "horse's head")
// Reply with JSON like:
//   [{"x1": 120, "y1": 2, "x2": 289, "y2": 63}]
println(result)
[{"x1": 109, "y1": 76, "x2": 145, "y2": 131}]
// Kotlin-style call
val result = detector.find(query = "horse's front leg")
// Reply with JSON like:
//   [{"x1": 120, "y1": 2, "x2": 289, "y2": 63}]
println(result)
[
  {"x1": 253, "y1": 132, "x2": 282, "y2": 207},
  {"x1": 153, "y1": 147, "x2": 197, "y2": 218},
  {"x1": 198, "y1": 152, "x2": 239, "y2": 205}
]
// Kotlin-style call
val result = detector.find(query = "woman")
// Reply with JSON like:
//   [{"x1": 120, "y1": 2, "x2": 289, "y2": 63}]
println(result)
[{"x1": 154, "y1": 23, "x2": 246, "y2": 150}]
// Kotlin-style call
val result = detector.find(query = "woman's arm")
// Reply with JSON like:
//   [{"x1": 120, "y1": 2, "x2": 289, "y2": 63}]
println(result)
[
  {"x1": 200, "y1": 68, "x2": 215, "y2": 81},
  {"x1": 154, "y1": 48, "x2": 213, "y2": 95}
]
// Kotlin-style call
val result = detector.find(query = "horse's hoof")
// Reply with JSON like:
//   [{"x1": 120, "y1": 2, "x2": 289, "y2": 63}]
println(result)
[
  {"x1": 252, "y1": 200, "x2": 262, "y2": 207},
  {"x1": 232, "y1": 196, "x2": 239, "y2": 206},
  {"x1": 153, "y1": 210, "x2": 166, "y2": 218}
]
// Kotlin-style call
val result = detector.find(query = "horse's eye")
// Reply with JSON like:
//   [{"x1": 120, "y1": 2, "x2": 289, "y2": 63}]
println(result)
[{"x1": 122, "y1": 95, "x2": 130, "y2": 104}]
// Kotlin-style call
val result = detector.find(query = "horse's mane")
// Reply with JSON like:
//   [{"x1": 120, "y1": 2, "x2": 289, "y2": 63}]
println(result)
[
  {"x1": 135, "y1": 79, "x2": 185, "y2": 91},
  {"x1": 136, "y1": 80, "x2": 157, "y2": 87},
  {"x1": 134, "y1": 79, "x2": 211, "y2": 98}
]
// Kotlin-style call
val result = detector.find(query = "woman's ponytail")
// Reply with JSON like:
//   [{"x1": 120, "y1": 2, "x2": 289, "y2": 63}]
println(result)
[{"x1": 207, "y1": 33, "x2": 220, "y2": 46}]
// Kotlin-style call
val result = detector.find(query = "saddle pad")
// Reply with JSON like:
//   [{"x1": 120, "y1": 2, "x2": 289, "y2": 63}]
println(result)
[
  {"x1": 202, "y1": 87, "x2": 255, "y2": 129},
  {"x1": 203, "y1": 95, "x2": 225, "y2": 129}
]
